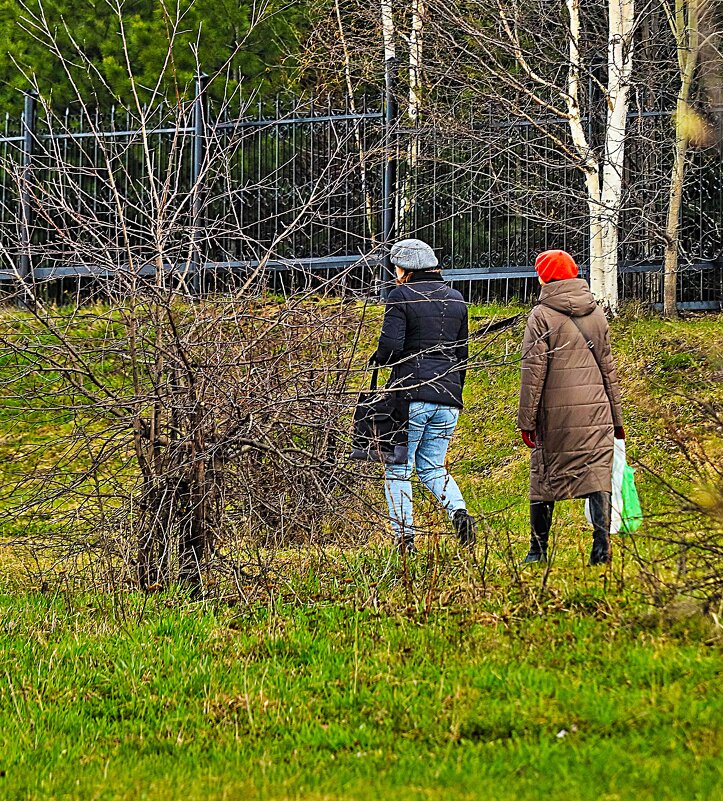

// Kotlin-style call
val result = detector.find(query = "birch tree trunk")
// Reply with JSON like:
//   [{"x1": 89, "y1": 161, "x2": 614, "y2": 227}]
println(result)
[
  {"x1": 663, "y1": 0, "x2": 701, "y2": 317},
  {"x1": 408, "y1": 0, "x2": 425, "y2": 126},
  {"x1": 399, "y1": 0, "x2": 427, "y2": 232},
  {"x1": 599, "y1": 0, "x2": 636, "y2": 311},
  {"x1": 381, "y1": 0, "x2": 397, "y2": 257},
  {"x1": 565, "y1": 0, "x2": 605, "y2": 297},
  {"x1": 381, "y1": 0, "x2": 396, "y2": 63},
  {"x1": 566, "y1": 0, "x2": 634, "y2": 309}
]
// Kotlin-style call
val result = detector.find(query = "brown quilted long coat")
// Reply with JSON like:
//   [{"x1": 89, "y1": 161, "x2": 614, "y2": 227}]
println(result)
[{"x1": 518, "y1": 278, "x2": 624, "y2": 502}]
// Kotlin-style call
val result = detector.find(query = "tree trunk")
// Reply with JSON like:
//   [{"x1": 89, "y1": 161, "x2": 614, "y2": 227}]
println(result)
[
  {"x1": 663, "y1": 0, "x2": 700, "y2": 317},
  {"x1": 399, "y1": 0, "x2": 426, "y2": 233},
  {"x1": 663, "y1": 132, "x2": 688, "y2": 316},
  {"x1": 585, "y1": 173, "x2": 605, "y2": 299},
  {"x1": 381, "y1": 0, "x2": 398, "y2": 287},
  {"x1": 564, "y1": 0, "x2": 634, "y2": 308},
  {"x1": 381, "y1": 0, "x2": 396, "y2": 62},
  {"x1": 599, "y1": 215, "x2": 620, "y2": 309},
  {"x1": 335, "y1": 0, "x2": 377, "y2": 243},
  {"x1": 564, "y1": 0, "x2": 604, "y2": 297},
  {"x1": 598, "y1": 0, "x2": 636, "y2": 312}
]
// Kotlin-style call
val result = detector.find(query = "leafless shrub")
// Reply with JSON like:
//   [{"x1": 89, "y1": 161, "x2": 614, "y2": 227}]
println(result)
[
  {"x1": 0, "y1": 0, "x2": 393, "y2": 593},
  {"x1": 0, "y1": 288, "x2": 390, "y2": 592}
]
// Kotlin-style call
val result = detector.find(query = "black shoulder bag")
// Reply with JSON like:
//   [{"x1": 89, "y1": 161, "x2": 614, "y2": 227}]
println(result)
[{"x1": 349, "y1": 364, "x2": 409, "y2": 465}]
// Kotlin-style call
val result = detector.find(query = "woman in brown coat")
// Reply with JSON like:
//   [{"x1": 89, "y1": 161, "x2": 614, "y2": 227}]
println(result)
[{"x1": 518, "y1": 250, "x2": 624, "y2": 565}]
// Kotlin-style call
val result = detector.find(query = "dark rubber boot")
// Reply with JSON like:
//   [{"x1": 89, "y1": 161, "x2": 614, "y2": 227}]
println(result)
[
  {"x1": 587, "y1": 491, "x2": 612, "y2": 566},
  {"x1": 588, "y1": 538, "x2": 611, "y2": 566},
  {"x1": 523, "y1": 501, "x2": 554, "y2": 563},
  {"x1": 453, "y1": 509, "x2": 477, "y2": 548}
]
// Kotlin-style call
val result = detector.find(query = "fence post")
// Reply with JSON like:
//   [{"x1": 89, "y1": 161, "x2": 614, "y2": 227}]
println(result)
[
  {"x1": 381, "y1": 56, "x2": 398, "y2": 300},
  {"x1": 191, "y1": 73, "x2": 208, "y2": 294},
  {"x1": 19, "y1": 90, "x2": 37, "y2": 289}
]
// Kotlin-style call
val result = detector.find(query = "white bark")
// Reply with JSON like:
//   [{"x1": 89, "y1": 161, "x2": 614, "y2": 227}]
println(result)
[
  {"x1": 409, "y1": 0, "x2": 426, "y2": 125},
  {"x1": 600, "y1": 0, "x2": 635, "y2": 309},
  {"x1": 565, "y1": 0, "x2": 605, "y2": 297},
  {"x1": 381, "y1": 0, "x2": 396, "y2": 62},
  {"x1": 564, "y1": 0, "x2": 634, "y2": 309},
  {"x1": 400, "y1": 0, "x2": 427, "y2": 229},
  {"x1": 335, "y1": 0, "x2": 376, "y2": 242}
]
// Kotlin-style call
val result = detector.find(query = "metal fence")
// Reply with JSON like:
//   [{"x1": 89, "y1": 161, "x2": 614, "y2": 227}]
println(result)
[
  {"x1": 0, "y1": 88, "x2": 721, "y2": 308},
  {"x1": 397, "y1": 108, "x2": 723, "y2": 308}
]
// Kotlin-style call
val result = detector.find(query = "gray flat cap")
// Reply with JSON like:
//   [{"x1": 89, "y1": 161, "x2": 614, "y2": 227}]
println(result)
[{"x1": 389, "y1": 238, "x2": 439, "y2": 271}]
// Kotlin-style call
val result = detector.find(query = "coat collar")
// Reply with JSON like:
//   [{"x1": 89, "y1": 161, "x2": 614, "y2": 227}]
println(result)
[{"x1": 406, "y1": 270, "x2": 445, "y2": 284}]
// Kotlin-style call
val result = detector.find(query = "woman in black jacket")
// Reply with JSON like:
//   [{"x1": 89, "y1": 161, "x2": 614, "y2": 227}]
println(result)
[{"x1": 374, "y1": 239, "x2": 476, "y2": 556}]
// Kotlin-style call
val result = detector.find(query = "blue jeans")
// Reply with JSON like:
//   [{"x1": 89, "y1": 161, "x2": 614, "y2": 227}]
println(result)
[{"x1": 384, "y1": 401, "x2": 467, "y2": 544}]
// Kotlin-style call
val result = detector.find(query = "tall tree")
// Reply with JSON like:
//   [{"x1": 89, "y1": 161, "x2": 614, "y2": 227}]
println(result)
[
  {"x1": 399, "y1": 0, "x2": 427, "y2": 229},
  {"x1": 428, "y1": 0, "x2": 637, "y2": 309},
  {"x1": 0, "y1": 0, "x2": 308, "y2": 110},
  {"x1": 661, "y1": 0, "x2": 718, "y2": 316}
]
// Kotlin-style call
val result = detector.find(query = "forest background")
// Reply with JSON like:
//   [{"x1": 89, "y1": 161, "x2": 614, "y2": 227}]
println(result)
[{"x1": 0, "y1": 0, "x2": 311, "y2": 109}]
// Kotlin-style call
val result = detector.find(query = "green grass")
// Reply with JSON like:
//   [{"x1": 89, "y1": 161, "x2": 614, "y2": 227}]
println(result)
[
  {"x1": 1, "y1": 591, "x2": 720, "y2": 801},
  {"x1": 0, "y1": 304, "x2": 722, "y2": 800}
]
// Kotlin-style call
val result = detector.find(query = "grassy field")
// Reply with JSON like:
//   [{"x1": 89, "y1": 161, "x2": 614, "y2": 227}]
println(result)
[
  {"x1": 0, "y1": 589, "x2": 720, "y2": 801},
  {"x1": 0, "y1": 305, "x2": 721, "y2": 800}
]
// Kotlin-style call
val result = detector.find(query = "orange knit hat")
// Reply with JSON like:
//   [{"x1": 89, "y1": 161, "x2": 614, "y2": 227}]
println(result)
[{"x1": 534, "y1": 250, "x2": 579, "y2": 283}]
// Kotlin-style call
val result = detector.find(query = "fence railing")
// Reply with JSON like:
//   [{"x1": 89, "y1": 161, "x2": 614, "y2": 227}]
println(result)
[{"x1": 0, "y1": 88, "x2": 720, "y2": 308}]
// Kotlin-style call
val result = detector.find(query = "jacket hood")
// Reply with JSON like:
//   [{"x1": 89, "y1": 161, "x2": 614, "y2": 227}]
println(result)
[{"x1": 538, "y1": 278, "x2": 597, "y2": 317}]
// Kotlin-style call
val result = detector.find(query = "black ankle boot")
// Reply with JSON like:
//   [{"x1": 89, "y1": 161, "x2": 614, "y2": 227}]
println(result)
[
  {"x1": 588, "y1": 535, "x2": 611, "y2": 566},
  {"x1": 397, "y1": 539, "x2": 417, "y2": 558},
  {"x1": 523, "y1": 537, "x2": 547, "y2": 564},
  {"x1": 453, "y1": 509, "x2": 477, "y2": 548}
]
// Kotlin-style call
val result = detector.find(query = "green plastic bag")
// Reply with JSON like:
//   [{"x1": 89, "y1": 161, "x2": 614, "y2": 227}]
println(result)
[{"x1": 621, "y1": 464, "x2": 643, "y2": 533}]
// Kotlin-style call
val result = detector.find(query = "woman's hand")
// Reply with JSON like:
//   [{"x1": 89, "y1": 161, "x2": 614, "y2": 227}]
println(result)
[{"x1": 520, "y1": 430, "x2": 536, "y2": 449}]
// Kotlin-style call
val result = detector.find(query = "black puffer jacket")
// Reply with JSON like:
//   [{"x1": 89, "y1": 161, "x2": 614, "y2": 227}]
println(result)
[{"x1": 374, "y1": 271, "x2": 468, "y2": 409}]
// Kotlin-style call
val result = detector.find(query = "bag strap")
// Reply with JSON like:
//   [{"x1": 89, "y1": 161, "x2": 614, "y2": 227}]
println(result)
[
  {"x1": 567, "y1": 313, "x2": 623, "y2": 427},
  {"x1": 566, "y1": 313, "x2": 605, "y2": 384},
  {"x1": 369, "y1": 366, "x2": 379, "y2": 391}
]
